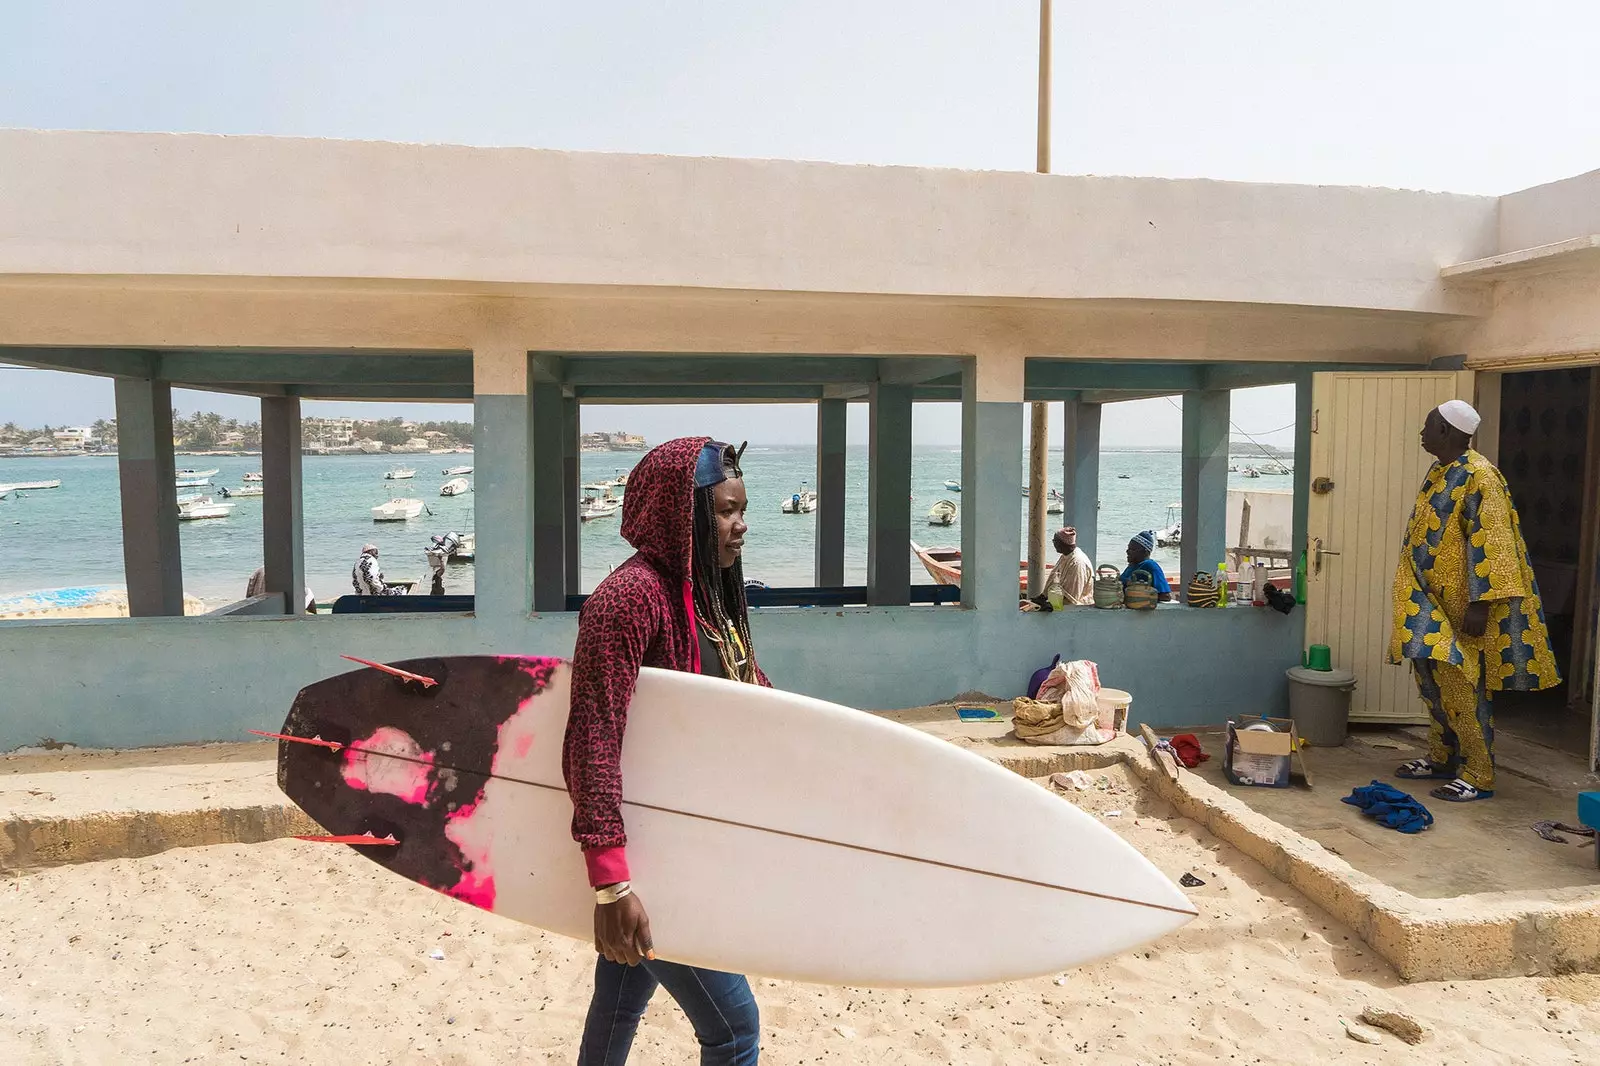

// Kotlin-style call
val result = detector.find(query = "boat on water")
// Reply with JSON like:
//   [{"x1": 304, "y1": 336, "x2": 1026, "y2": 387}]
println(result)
[
  {"x1": 174, "y1": 477, "x2": 212, "y2": 488},
  {"x1": 943, "y1": 479, "x2": 961, "y2": 492},
  {"x1": 175, "y1": 468, "x2": 219, "y2": 479},
  {"x1": 0, "y1": 479, "x2": 62, "y2": 493},
  {"x1": 1046, "y1": 498, "x2": 1064, "y2": 515},
  {"x1": 178, "y1": 498, "x2": 233, "y2": 521},
  {"x1": 385, "y1": 467, "x2": 417, "y2": 480},
  {"x1": 911, "y1": 541, "x2": 1048, "y2": 594},
  {"x1": 1156, "y1": 503, "x2": 1182, "y2": 547},
  {"x1": 580, "y1": 496, "x2": 621, "y2": 522},
  {"x1": 219, "y1": 485, "x2": 263, "y2": 499},
  {"x1": 440, "y1": 477, "x2": 471, "y2": 497},
  {"x1": 372, "y1": 497, "x2": 425, "y2": 522},
  {"x1": 175, "y1": 491, "x2": 207, "y2": 505},
  {"x1": 450, "y1": 531, "x2": 476, "y2": 562},
  {"x1": 1242, "y1": 466, "x2": 1261, "y2": 479},
  {"x1": 927, "y1": 499, "x2": 958, "y2": 527},
  {"x1": 242, "y1": 471, "x2": 264, "y2": 482},
  {"x1": 781, "y1": 487, "x2": 818, "y2": 514},
  {"x1": 442, "y1": 465, "x2": 473, "y2": 476}
]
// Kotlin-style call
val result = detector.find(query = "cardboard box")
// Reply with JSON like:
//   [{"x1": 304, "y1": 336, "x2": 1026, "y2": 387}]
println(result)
[{"x1": 1223, "y1": 716, "x2": 1313, "y2": 788}]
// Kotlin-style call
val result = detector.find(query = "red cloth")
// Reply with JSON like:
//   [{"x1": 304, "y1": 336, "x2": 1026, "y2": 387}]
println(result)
[
  {"x1": 562, "y1": 437, "x2": 770, "y2": 886},
  {"x1": 1169, "y1": 733, "x2": 1209, "y2": 768}
]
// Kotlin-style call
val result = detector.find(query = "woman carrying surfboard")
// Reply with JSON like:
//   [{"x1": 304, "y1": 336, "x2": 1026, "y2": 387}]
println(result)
[{"x1": 565, "y1": 436, "x2": 768, "y2": 1066}]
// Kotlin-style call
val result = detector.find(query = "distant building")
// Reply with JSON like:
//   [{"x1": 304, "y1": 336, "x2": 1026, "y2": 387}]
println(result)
[
  {"x1": 581, "y1": 430, "x2": 647, "y2": 452},
  {"x1": 53, "y1": 426, "x2": 93, "y2": 448}
]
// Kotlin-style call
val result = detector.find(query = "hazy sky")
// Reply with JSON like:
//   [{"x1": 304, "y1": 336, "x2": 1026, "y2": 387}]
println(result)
[{"x1": 4, "y1": 1, "x2": 1599, "y2": 446}]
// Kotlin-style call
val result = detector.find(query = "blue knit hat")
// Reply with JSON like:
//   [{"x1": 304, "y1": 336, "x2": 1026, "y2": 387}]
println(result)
[{"x1": 1132, "y1": 529, "x2": 1157, "y2": 552}]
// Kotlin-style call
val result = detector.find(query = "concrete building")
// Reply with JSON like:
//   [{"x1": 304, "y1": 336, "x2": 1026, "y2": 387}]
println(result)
[{"x1": 0, "y1": 128, "x2": 1596, "y2": 770}]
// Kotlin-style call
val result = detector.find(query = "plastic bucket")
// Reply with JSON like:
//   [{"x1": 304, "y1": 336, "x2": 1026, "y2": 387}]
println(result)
[
  {"x1": 1304, "y1": 644, "x2": 1333, "y2": 671},
  {"x1": 1096, "y1": 688, "x2": 1131, "y2": 734},
  {"x1": 1285, "y1": 666, "x2": 1355, "y2": 746}
]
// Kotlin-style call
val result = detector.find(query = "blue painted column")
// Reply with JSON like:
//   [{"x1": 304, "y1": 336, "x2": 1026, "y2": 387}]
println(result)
[
  {"x1": 961, "y1": 364, "x2": 1024, "y2": 612},
  {"x1": 563, "y1": 396, "x2": 581, "y2": 596},
  {"x1": 472, "y1": 346, "x2": 533, "y2": 620},
  {"x1": 1062, "y1": 395, "x2": 1102, "y2": 562},
  {"x1": 530, "y1": 384, "x2": 567, "y2": 613},
  {"x1": 114, "y1": 378, "x2": 184, "y2": 616},
  {"x1": 1291, "y1": 370, "x2": 1314, "y2": 571},
  {"x1": 260, "y1": 396, "x2": 305, "y2": 615},
  {"x1": 1180, "y1": 389, "x2": 1231, "y2": 587},
  {"x1": 867, "y1": 384, "x2": 913, "y2": 605},
  {"x1": 814, "y1": 399, "x2": 847, "y2": 586}
]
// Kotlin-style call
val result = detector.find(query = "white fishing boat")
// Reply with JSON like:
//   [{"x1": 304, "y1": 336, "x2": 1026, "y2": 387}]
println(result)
[
  {"x1": 219, "y1": 485, "x2": 263, "y2": 499},
  {"x1": 178, "y1": 498, "x2": 233, "y2": 521},
  {"x1": 579, "y1": 496, "x2": 621, "y2": 522},
  {"x1": 0, "y1": 479, "x2": 62, "y2": 493},
  {"x1": 781, "y1": 487, "x2": 818, "y2": 514},
  {"x1": 175, "y1": 468, "x2": 219, "y2": 479},
  {"x1": 1243, "y1": 466, "x2": 1261, "y2": 479},
  {"x1": 1046, "y1": 498, "x2": 1064, "y2": 515},
  {"x1": 385, "y1": 467, "x2": 417, "y2": 480},
  {"x1": 943, "y1": 479, "x2": 961, "y2": 493},
  {"x1": 451, "y1": 531, "x2": 475, "y2": 562},
  {"x1": 372, "y1": 497, "x2": 425, "y2": 522},
  {"x1": 175, "y1": 491, "x2": 207, "y2": 505},
  {"x1": 442, "y1": 465, "x2": 473, "y2": 476},
  {"x1": 440, "y1": 477, "x2": 471, "y2": 497},
  {"x1": 1156, "y1": 504, "x2": 1183, "y2": 547},
  {"x1": 927, "y1": 499, "x2": 958, "y2": 526},
  {"x1": 174, "y1": 476, "x2": 212, "y2": 488},
  {"x1": 242, "y1": 471, "x2": 264, "y2": 482}
]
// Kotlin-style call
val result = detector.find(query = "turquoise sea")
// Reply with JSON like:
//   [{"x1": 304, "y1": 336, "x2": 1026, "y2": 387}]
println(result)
[{"x1": 0, "y1": 448, "x2": 1285, "y2": 606}]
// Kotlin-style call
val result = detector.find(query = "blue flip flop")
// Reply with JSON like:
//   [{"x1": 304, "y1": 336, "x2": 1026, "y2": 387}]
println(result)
[
  {"x1": 1429, "y1": 779, "x2": 1494, "y2": 802},
  {"x1": 1395, "y1": 759, "x2": 1457, "y2": 781}
]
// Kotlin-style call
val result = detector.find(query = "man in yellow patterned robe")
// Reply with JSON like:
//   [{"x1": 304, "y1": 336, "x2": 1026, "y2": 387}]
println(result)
[{"x1": 1389, "y1": 400, "x2": 1560, "y2": 802}]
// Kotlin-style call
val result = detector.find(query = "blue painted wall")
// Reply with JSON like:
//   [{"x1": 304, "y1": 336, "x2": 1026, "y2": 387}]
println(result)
[{"x1": 0, "y1": 603, "x2": 1302, "y2": 750}]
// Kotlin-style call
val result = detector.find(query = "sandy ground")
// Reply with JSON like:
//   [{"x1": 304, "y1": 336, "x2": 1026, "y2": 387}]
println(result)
[{"x1": 2, "y1": 765, "x2": 1597, "y2": 1065}]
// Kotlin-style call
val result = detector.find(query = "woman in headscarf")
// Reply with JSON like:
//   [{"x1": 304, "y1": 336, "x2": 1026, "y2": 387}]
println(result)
[
  {"x1": 1121, "y1": 530, "x2": 1173, "y2": 602},
  {"x1": 564, "y1": 437, "x2": 767, "y2": 1066}
]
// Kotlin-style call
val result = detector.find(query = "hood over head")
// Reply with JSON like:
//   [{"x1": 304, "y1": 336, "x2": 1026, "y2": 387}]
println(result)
[{"x1": 621, "y1": 436, "x2": 742, "y2": 578}]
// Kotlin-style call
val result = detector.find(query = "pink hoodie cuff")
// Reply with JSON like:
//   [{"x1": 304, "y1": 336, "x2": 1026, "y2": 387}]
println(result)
[{"x1": 584, "y1": 846, "x2": 630, "y2": 887}]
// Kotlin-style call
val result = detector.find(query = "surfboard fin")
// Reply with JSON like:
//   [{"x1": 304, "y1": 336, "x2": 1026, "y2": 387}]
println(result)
[
  {"x1": 340, "y1": 655, "x2": 440, "y2": 688},
  {"x1": 248, "y1": 729, "x2": 344, "y2": 752},
  {"x1": 294, "y1": 833, "x2": 400, "y2": 846}
]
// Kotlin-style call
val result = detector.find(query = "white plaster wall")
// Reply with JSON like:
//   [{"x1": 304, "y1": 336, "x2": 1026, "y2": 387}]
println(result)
[
  {"x1": 1499, "y1": 168, "x2": 1600, "y2": 252},
  {"x1": 0, "y1": 129, "x2": 1496, "y2": 315}
]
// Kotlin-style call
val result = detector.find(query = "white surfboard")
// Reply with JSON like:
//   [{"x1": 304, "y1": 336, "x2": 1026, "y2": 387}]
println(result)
[{"x1": 280, "y1": 656, "x2": 1198, "y2": 988}]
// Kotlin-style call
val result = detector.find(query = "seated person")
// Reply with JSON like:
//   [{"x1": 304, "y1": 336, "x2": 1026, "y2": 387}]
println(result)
[
  {"x1": 1121, "y1": 530, "x2": 1172, "y2": 602},
  {"x1": 1028, "y1": 526, "x2": 1095, "y2": 610}
]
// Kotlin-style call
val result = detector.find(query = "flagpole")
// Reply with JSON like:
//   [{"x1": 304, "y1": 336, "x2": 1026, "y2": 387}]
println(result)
[{"x1": 1027, "y1": 0, "x2": 1052, "y2": 597}]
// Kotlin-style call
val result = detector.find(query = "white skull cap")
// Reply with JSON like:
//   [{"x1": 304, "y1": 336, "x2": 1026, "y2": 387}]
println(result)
[{"x1": 1438, "y1": 399, "x2": 1481, "y2": 435}]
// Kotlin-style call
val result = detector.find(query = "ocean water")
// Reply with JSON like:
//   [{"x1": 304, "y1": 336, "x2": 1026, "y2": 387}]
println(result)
[{"x1": 0, "y1": 448, "x2": 1287, "y2": 605}]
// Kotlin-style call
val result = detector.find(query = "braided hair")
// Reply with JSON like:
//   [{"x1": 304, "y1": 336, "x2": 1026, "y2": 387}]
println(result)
[{"x1": 691, "y1": 480, "x2": 759, "y2": 684}]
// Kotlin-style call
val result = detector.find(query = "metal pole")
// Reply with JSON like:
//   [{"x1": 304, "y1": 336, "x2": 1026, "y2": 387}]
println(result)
[{"x1": 1027, "y1": 0, "x2": 1052, "y2": 596}]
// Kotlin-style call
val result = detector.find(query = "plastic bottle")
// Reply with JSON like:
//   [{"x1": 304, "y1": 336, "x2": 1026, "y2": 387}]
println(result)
[
  {"x1": 1252, "y1": 562, "x2": 1268, "y2": 607},
  {"x1": 1216, "y1": 562, "x2": 1229, "y2": 607},
  {"x1": 1294, "y1": 550, "x2": 1308, "y2": 605}
]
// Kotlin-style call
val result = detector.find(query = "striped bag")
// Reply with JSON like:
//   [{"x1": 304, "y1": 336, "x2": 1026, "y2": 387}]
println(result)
[
  {"x1": 1093, "y1": 565, "x2": 1124, "y2": 609},
  {"x1": 1186, "y1": 572, "x2": 1220, "y2": 609},
  {"x1": 1124, "y1": 569, "x2": 1160, "y2": 610}
]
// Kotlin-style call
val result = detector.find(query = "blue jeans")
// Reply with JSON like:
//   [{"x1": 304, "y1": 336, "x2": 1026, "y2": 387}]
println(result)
[{"x1": 577, "y1": 956, "x2": 760, "y2": 1065}]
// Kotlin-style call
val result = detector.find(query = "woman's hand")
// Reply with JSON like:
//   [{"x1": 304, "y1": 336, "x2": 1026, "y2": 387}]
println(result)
[
  {"x1": 594, "y1": 891, "x2": 654, "y2": 966},
  {"x1": 1461, "y1": 601, "x2": 1490, "y2": 639}
]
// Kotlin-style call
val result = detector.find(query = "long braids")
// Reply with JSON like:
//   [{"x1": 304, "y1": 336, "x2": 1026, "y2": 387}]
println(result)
[{"x1": 691, "y1": 483, "x2": 759, "y2": 683}]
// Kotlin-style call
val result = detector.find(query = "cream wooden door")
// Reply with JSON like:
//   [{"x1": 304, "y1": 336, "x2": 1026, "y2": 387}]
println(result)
[{"x1": 1305, "y1": 371, "x2": 1475, "y2": 723}]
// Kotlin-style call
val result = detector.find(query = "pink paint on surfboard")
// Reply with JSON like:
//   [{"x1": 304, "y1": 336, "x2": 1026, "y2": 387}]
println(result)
[
  {"x1": 341, "y1": 726, "x2": 434, "y2": 805},
  {"x1": 441, "y1": 795, "x2": 496, "y2": 908}
]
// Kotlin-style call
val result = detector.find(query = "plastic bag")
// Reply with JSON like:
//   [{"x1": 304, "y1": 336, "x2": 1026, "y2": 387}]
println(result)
[{"x1": 1013, "y1": 659, "x2": 1108, "y2": 746}]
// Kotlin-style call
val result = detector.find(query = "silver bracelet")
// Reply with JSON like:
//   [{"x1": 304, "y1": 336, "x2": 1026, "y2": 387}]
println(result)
[{"x1": 595, "y1": 881, "x2": 633, "y2": 905}]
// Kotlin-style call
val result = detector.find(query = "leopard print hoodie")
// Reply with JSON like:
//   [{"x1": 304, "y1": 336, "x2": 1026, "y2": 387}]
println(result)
[{"x1": 562, "y1": 435, "x2": 769, "y2": 887}]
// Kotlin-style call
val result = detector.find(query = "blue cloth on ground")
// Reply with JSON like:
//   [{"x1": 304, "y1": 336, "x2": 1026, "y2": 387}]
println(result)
[{"x1": 1341, "y1": 780, "x2": 1434, "y2": 834}]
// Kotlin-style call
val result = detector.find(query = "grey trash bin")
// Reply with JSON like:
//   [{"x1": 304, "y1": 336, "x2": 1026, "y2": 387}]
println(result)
[{"x1": 1285, "y1": 666, "x2": 1357, "y2": 746}]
